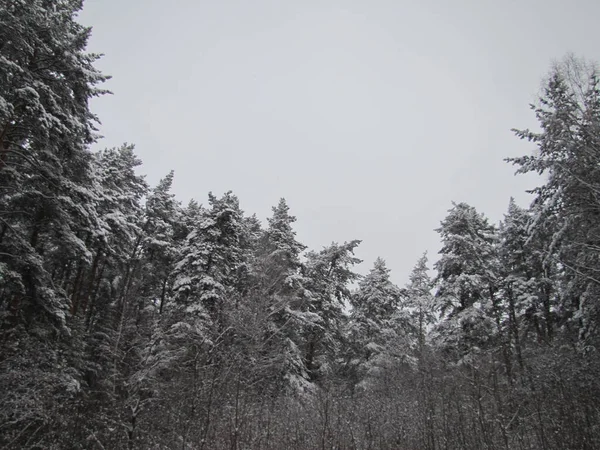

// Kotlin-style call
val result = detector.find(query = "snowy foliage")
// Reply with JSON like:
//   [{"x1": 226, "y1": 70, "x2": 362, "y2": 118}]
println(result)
[{"x1": 1, "y1": 5, "x2": 600, "y2": 446}]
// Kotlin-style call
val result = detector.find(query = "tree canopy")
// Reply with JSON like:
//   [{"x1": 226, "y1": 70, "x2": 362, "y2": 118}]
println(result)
[{"x1": 1, "y1": 4, "x2": 600, "y2": 448}]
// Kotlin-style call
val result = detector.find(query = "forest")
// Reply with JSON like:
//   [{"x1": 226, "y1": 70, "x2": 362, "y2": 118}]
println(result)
[{"x1": 2, "y1": 1, "x2": 600, "y2": 449}]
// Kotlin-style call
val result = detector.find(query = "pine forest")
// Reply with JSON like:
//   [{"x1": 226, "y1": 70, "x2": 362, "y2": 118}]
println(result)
[{"x1": 1, "y1": 2, "x2": 600, "y2": 449}]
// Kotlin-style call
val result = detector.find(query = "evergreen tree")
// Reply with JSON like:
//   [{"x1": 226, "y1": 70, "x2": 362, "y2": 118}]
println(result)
[
  {"x1": 172, "y1": 191, "x2": 244, "y2": 324},
  {"x1": 433, "y1": 203, "x2": 500, "y2": 357},
  {"x1": 0, "y1": 1, "x2": 109, "y2": 445},
  {"x1": 141, "y1": 171, "x2": 181, "y2": 314},
  {"x1": 250, "y1": 199, "x2": 312, "y2": 392},
  {"x1": 349, "y1": 257, "x2": 406, "y2": 386},
  {"x1": 405, "y1": 253, "x2": 436, "y2": 354},
  {"x1": 508, "y1": 57, "x2": 600, "y2": 344},
  {"x1": 302, "y1": 240, "x2": 362, "y2": 382}
]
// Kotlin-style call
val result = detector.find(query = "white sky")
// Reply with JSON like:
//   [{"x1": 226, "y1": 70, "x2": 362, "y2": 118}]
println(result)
[{"x1": 79, "y1": 0, "x2": 600, "y2": 285}]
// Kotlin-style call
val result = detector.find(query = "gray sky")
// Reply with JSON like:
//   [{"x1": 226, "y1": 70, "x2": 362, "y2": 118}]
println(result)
[{"x1": 79, "y1": 0, "x2": 600, "y2": 285}]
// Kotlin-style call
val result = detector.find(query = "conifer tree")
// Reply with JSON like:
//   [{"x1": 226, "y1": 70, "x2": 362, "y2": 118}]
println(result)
[
  {"x1": 302, "y1": 240, "x2": 361, "y2": 382},
  {"x1": 172, "y1": 191, "x2": 244, "y2": 325},
  {"x1": 433, "y1": 203, "x2": 499, "y2": 357},
  {"x1": 405, "y1": 253, "x2": 436, "y2": 354},
  {"x1": 141, "y1": 171, "x2": 181, "y2": 314},
  {"x1": 508, "y1": 57, "x2": 600, "y2": 343},
  {"x1": 0, "y1": 2, "x2": 109, "y2": 445},
  {"x1": 250, "y1": 199, "x2": 312, "y2": 392},
  {"x1": 349, "y1": 257, "x2": 405, "y2": 385}
]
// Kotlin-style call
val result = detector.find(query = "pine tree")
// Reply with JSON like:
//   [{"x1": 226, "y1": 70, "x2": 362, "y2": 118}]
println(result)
[
  {"x1": 302, "y1": 240, "x2": 362, "y2": 382},
  {"x1": 405, "y1": 253, "x2": 436, "y2": 354},
  {"x1": 508, "y1": 57, "x2": 600, "y2": 344},
  {"x1": 0, "y1": 1, "x2": 109, "y2": 445},
  {"x1": 349, "y1": 257, "x2": 406, "y2": 386},
  {"x1": 256, "y1": 198, "x2": 306, "y2": 303},
  {"x1": 496, "y1": 198, "x2": 561, "y2": 373},
  {"x1": 433, "y1": 203, "x2": 499, "y2": 357},
  {"x1": 172, "y1": 191, "x2": 244, "y2": 324},
  {"x1": 250, "y1": 198, "x2": 311, "y2": 392},
  {"x1": 0, "y1": 0, "x2": 108, "y2": 323},
  {"x1": 72, "y1": 145, "x2": 149, "y2": 446},
  {"x1": 141, "y1": 171, "x2": 181, "y2": 314}
]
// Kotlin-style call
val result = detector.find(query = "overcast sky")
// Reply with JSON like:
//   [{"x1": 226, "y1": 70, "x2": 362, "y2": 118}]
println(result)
[{"x1": 79, "y1": 0, "x2": 600, "y2": 285}]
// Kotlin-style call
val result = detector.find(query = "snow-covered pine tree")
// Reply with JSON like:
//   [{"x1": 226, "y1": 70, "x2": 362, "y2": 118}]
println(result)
[
  {"x1": 155, "y1": 192, "x2": 256, "y2": 446},
  {"x1": 0, "y1": 1, "x2": 109, "y2": 446},
  {"x1": 496, "y1": 197, "x2": 561, "y2": 375},
  {"x1": 302, "y1": 240, "x2": 362, "y2": 383},
  {"x1": 348, "y1": 257, "x2": 406, "y2": 386},
  {"x1": 0, "y1": 0, "x2": 108, "y2": 323},
  {"x1": 172, "y1": 191, "x2": 244, "y2": 325},
  {"x1": 140, "y1": 171, "x2": 181, "y2": 314},
  {"x1": 405, "y1": 253, "x2": 436, "y2": 354},
  {"x1": 256, "y1": 198, "x2": 306, "y2": 302},
  {"x1": 508, "y1": 57, "x2": 600, "y2": 344},
  {"x1": 75, "y1": 145, "x2": 148, "y2": 320},
  {"x1": 248, "y1": 198, "x2": 312, "y2": 393},
  {"x1": 69, "y1": 145, "x2": 149, "y2": 446},
  {"x1": 432, "y1": 202, "x2": 500, "y2": 358}
]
